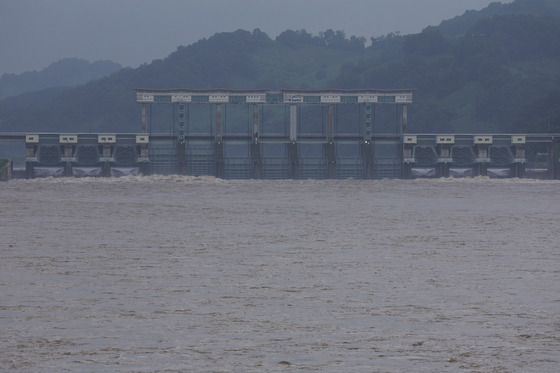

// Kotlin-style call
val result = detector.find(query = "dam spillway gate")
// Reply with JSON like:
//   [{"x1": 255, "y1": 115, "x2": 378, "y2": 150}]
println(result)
[
  {"x1": 15, "y1": 89, "x2": 560, "y2": 179},
  {"x1": 137, "y1": 88, "x2": 412, "y2": 180}
]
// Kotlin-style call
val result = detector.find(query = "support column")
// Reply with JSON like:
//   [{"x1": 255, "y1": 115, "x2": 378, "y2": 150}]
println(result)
[
  {"x1": 253, "y1": 104, "x2": 259, "y2": 141},
  {"x1": 214, "y1": 141, "x2": 224, "y2": 179},
  {"x1": 474, "y1": 136, "x2": 492, "y2": 177},
  {"x1": 141, "y1": 103, "x2": 146, "y2": 133},
  {"x1": 251, "y1": 104, "x2": 261, "y2": 179},
  {"x1": 402, "y1": 136, "x2": 416, "y2": 180},
  {"x1": 140, "y1": 149, "x2": 150, "y2": 176},
  {"x1": 513, "y1": 139, "x2": 526, "y2": 178},
  {"x1": 325, "y1": 142, "x2": 336, "y2": 179},
  {"x1": 289, "y1": 105, "x2": 297, "y2": 142},
  {"x1": 136, "y1": 132, "x2": 150, "y2": 175},
  {"x1": 364, "y1": 103, "x2": 374, "y2": 179},
  {"x1": 101, "y1": 144, "x2": 110, "y2": 158},
  {"x1": 0, "y1": 160, "x2": 13, "y2": 181},
  {"x1": 361, "y1": 142, "x2": 373, "y2": 179},
  {"x1": 288, "y1": 142, "x2": 298, "y2": 179},
  {"x1": 214, "y1": 104, "x2": 225, "y2": 179},
  {"x1": 326, "y1": 104, "x2": 336, "y2": 179},
  {"x1": 402, "y1": 104, "x2": 408, "y2": 134},
  {"x1": 26, "y1": 143, "x2": 33, "y2": 179},
  {"x1": 177, "y1": 104, "x2": 186, "y2": 175},
  {"x1": 327, "y1": 104, "x2": 334, "y2": 141},
  {"x1": 289, "y1": 104, "x2": 299, "y2": 179},
  {"x1": 214, "y1": 104, "x2": 224, "y2": 178},
  {"x1": 25, "y1": 162, "x2": 34, "y2": 179},
  {"x1": 26, "y1": 143, "x2": 35, "y2": 158},
  {"x1": 547, "y1": 143, "x2": 554, "y2": 180},
  {"x1": 100, "y1": 144, "x2": 111, "y2": 177},
  {"x1": 477, "y1": 161, "x2": 488, "y2": 177},
  {"x1": 403, "y1": 162, "x2": 412, "y2": 179},
  {"x1": 251, "y1": 143, "x2": 261, "y2": 179},
  {"x1": 64, "y1": 144, "x2": 73, "y2": 177},
  {"x1": 216, "y1": 104, "x2": 222, "y2": 142},
  {"x1": 440, "y1": 162, "x2": 450, "y2": 178},
  {"x1": 102, "y1": 161, "x2": 110, "y2": 177},
  {"x1": 64, "y1": 162, "x2": 72, "y2": 177},
  {"x1": 438, "y1": 142, "x2": 452, "y2": 178},
  {"x1": 364, "y1": 104, "x2": 373, "y2": 141},
  {"x1": 514, "y1": 162, "x2": 526, "y2": 178}
]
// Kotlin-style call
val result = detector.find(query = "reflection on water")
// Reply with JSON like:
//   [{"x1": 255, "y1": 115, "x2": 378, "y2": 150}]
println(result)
[{"x1": 1, "y1": 176, "x2": 559, "y2": 372}]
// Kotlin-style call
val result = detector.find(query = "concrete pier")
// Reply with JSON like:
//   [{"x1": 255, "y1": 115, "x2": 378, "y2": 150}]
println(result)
[
  {"x1": 0, "y1": 159, "x2": 12, "y2": 181},
  {"x1": 20, "y1": 133, "x2": 148, "y2": 179}
]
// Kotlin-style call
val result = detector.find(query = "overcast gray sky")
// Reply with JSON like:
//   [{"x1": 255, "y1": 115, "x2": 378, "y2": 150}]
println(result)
[{"x1": 0, "y1": 0, "x2": 513, "y2": 76}]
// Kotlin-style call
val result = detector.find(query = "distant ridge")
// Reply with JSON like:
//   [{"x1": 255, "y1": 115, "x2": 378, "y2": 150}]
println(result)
[{"x1": 0, "y1": 58, "x2": 122, "y2": 100}]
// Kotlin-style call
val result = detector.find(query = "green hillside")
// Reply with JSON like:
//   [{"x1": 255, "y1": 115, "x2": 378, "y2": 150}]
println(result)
[{"x1": 0, "y1": 0, "x2": 559, "y2": 135}]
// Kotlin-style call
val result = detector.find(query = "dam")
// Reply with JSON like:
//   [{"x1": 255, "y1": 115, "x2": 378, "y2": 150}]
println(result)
[{"x1": 2, "y1": 88, "x2": 559, "y2": 179}]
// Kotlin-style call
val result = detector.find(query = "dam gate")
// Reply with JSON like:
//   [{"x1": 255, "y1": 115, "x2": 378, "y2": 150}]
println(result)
[{"x1": 5, "y1": 89, "x2": 559, "y2": 179}]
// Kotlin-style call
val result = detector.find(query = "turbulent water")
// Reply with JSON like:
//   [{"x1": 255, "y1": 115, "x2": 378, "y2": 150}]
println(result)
[{"x1": 1, "y1": 176, "x2": 559, "y2": 372}]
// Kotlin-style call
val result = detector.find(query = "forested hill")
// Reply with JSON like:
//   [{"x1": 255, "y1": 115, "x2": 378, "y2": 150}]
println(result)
[
  {"x1": 0, "y1": 30, "x2": 372, "y2": 133},
  {"x1": 0, "y1": 58, "x2": 122, "y2": 100},
  {"x1": 335, "y1": 11, "x2": 560, "y2": 133},
  {"x1": 436, "y1": 0, "x2": 560, "y2": 38},
  {"x1": 0, "y1": 0, "x2": 559, "y2": 134}
]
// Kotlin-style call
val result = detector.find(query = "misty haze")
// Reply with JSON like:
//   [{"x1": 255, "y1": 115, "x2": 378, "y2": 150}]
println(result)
[{"x1": 1, "y1": 0, "x2": 559, "y2": 372}]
